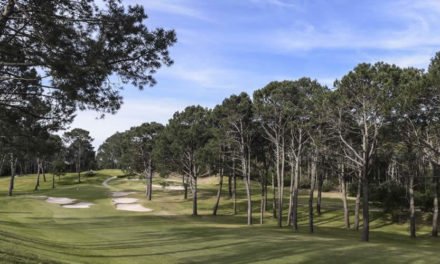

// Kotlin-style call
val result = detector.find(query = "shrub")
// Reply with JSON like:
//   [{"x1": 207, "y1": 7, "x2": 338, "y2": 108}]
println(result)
[
  {"x1": 299, "y1": 178, "x2": 311, "y2": 189},
  {"x1": 322, "y1": 179, "x2": 338, "y2": 192},
  {"x1": 415, "y1": 190, "x2": 433, "y2": 213},
  {"x1": 369, "y1": 183, "x2": 407, "y2": 213}
]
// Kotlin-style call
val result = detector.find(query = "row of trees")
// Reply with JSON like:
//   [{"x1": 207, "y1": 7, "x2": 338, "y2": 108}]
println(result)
[
  {"x1": 0, "y1": 0, "x2": 175, "y2": 193},
  {"x1": 96, "y1": 122, "x2": 164, "y2": 200},
  {"x1": 0, "y1": 127, "x2": 95, "y2": 194},
  {"x1": 98, "y1": 54, "x2": 440, "y2": 242}
]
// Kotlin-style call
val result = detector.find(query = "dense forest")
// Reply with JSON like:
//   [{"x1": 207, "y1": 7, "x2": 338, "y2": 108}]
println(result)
[
  {"x1": 92, "y1": 57, "x2": 440, "y2": 242},
  {"x1": 5, "y1": 54, "x2": 439, "y2": 242}
]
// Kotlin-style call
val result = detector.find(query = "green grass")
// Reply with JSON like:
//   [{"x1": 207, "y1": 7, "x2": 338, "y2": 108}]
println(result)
[{"x1": 0, "y1": 169, "x2": 439, "y2": 263}]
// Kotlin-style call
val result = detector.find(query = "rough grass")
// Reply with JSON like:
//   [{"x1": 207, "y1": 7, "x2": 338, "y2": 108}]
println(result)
[{"x1": 0, "y1": 169, "x2": 439, "y2": 263}]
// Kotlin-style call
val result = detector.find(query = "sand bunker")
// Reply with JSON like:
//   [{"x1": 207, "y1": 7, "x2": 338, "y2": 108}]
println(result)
[
  {"x1": 112, "y1": 198, "x2": 138, "y2": 204},
  {"x1": 62, "y1": 202, "x2": 94, "y2": 208},
  {"x1": 45, "y1": 197, "x2": 76, "y2": 205},
  {"x1": 152, "y1": 184, "x2": 184, "y2": 191},
  {"x1": 115, "y1": 203, "x2": 152, "y2": 212},
  {"x1": 111, "y1": 191, "x2": 135, "y2": 197},
  {"x1": 166, "y1": 186, "x2": 184, "y2": 190}
]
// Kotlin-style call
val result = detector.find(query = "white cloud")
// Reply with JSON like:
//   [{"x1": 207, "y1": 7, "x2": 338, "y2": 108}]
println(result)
[
  {"x1": 61, "y1": 97, "x2": 199, "y2": 149},
  {"x1": 135, "y1": 0, "x2": 210, "y2": 21},
  {"x1": 164, "y1": 66, "x2": 238, "y2": 90},
  {"x1": 250, "y1": 0, "x2": 302, "y2": 9},
  {"x1": 263, "y1": 0, "x2": 440, "y2": 52},
  {"x1": 380, "y1": 53, "x2": 434, "y2": 69}
]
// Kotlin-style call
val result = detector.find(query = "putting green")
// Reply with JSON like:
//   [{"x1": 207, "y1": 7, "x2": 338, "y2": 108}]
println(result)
[{"x1": 0, "y1": 169, "x2": 439, "y2": 263}]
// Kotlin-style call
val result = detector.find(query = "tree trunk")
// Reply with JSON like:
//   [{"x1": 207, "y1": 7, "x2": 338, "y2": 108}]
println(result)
[
  {"x1": 183, "y1": 175, "x2": 188, "y2": 199},
  {"x1": 309, "y1": 152, "x2": 317, "y2": 233},
  {"x1": 192, "y1": 173, "x2": 198, "y2": 216},
  {"x1": 228, "y1": 172, "x2": 232, "y2": 199},
  {"x1": 245, "y1": 146, "x2": 252, "y2": 225},
  {"x1": 260, "y1": 171, "x2": 266, "y2": 224},
  {"x1": 340, "y1": 163, "x2": 350, "y2": 229},
  {"x1": 233, "y1": 165, "x2": 237, "y2": 215},
  {"x1": 354, "y1": 175, "x2": 362, "y2": 230},
  {"x1": 34, "y1": 159, "x2": 41, "y2": 191},
  {"x1": 409, "y1": 172, "x2": 415, "y2": 238},
  {"x1": 213, "y1": 164, "x2": 224, "y2": 215},
  {"x1": 77, "y1": 160, "x2": 81, "y2": 183},
  {"x1": 8, "y1": 154, "x2": 16, "y2": 196},
  {"x1": 287, "y1": 160, "x2": 294, "y2": 226},
  {"x1": 232, "y1": 157, "x2": 237, "y2": 214},
  {"x1": 77, "y1": 145, "x2": 81, "y2": 183},
  {"x1": 0, "y1": 155, "x2": 5, "y2": 176},
  {"x1": 317, "y1": 171, "x2": 324, "y2": 215},
  {"x1": 264, "y1": 173, "x2": 268, "y2": 212},
  {"x1": 432, "y1": 163, "x2": 439, "y2": 237},
  {"x1": 146, "y1": 159, "x2": 153, "y2": 201},
  {"x1": 245, "y1": 177, "x2": 252, "y2": 225},
  {"x1": 292, "y1": 157, "x2": 300, "y2": 231},
  {"x1": 272, "y1": 170, "x2": 276, "y2": 218},
  {"x1": 276, "y1": 140, "x2": 285, "y2": 228},
  {"x1": 42, "y1": 162, "x2": 46, "y2": 182},
  {"x1": 52, "y1": 173, "x2": 55, "y2": 189},
  {"x1": 361, "y1": 172, "x2": 369, "y2": 242}
]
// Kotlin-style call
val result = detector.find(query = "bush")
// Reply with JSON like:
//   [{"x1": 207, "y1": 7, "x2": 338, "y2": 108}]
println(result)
[
  {"x1": 299, "y1": 178, "x2": 310, "y2": 189},
  {"x1": 369, "y1": 183, "x2": 407, "y2": 213},
  {"x1": 415, "y1": 190, "x2": 433, "y2": 213},
  {"x1": 348, "y1": 181, "x2": 359, "y2": 197},
  {"x1": 322, "y1": 179, "x2": 338, "y2": 192}
]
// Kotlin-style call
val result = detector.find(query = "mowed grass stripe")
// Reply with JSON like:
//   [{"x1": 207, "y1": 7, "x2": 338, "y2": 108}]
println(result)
[{"x1": 0, "y1": 169, "x2": 439, "y2": 263}]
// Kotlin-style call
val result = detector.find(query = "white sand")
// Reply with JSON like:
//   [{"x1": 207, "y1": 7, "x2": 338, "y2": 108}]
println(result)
[
  {"x1": 62, "y1": 202, "x2": 94, "y2": 208},
  {"x1": 112, "y1": 198, "x2": 138, "y2": 204},
  {"x1": 166, "y1": 185, "x2": 184, "y2": 190},
  {"x1": 45, "y1": 197, "x2": 76, "y2": 205},
  {"x1": 152, "y1": 184, "x2": 184, "y2": 191},
  {"x1": 111, "y1": 191, "x2": 135, "y2": 197},
  {"x1": 115, "y1": 203, "x2": 152, "y2": 212}
]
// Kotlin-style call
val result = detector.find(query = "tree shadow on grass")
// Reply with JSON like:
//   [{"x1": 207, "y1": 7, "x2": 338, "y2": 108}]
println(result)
[{"x1": 2, "y1": 213, "x2": 440, "y2": 263}]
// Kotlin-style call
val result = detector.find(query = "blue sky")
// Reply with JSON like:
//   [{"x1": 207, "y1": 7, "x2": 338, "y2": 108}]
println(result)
[{"x1": 71, "y1": 0, "x2": 440, "y2": 149}]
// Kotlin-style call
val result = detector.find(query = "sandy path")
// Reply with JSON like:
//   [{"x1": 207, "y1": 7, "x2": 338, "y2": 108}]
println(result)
[{"x1": 102, "y1": 176, "x2": 117, "y2": 188}]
